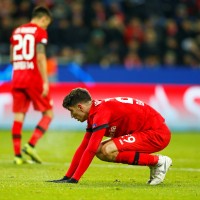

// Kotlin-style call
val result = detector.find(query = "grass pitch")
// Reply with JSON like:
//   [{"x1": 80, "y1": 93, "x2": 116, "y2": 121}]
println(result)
[{"x1": 0, "y1": 130, "x2": 200, "y2": 200}]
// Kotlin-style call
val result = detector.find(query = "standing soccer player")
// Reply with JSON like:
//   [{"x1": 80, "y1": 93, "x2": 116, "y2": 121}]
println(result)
[
  {"x1": 10, "y1": 6, "x2": 53, "y2": 164},
  {"x1": 49, "y1": 88, "x2": 172, "y2": 185}
]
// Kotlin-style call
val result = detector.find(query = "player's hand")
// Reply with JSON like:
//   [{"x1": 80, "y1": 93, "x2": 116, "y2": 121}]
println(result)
[
  {"x1": 46, "y1": 176, "x2": 70, "y2": 183},
  {"x1": 65, "y1": 178, "x2": 78, "y2": 184},
  {"x1": 42, "y1": 82, "x2": 49, "y2": 97}
]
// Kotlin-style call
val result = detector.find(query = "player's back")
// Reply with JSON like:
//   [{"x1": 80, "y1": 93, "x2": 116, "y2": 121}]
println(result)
[
  {"x1": 10, "y1": 23, "x2": 47, "y2": 88},
  {"x1": 90, "y1": 97, "x2": 165, "y2": 137}
]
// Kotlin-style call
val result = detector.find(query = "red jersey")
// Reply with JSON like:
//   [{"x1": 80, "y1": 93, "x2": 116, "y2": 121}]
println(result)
[
  {"x1": 66, "y1": 97, "x2": 166, "y2": 181},
  {"x1": 87, "y1": 97, "x2": 165, "y2": 137},
  {"x1": 10, "y1": 23, "x2": 48, "y2": 88}
]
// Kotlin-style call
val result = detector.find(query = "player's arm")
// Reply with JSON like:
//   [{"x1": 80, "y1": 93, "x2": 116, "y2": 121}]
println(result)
[
  {"x1": 10, "y1": 45, "x2": 13, "y2": 62},
  {"x1": 36, "y1": 43, "x2": 49, "y2": 97},
  {"x1": 65, "y1": 131, "x2": 92, "y2": 178},
  {"x1": 47, "y1": 131, "x2": 92, "y2": 183},
  {"x1": 70, "y1": 128, "x2": 106, "y2": 182}
]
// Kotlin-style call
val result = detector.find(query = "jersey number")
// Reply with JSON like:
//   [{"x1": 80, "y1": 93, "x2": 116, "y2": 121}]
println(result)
[
  {"x1": 119, "y1": 135, "x2": 136, "y2": 145},
  {"x1": 105, "y1": 97, "x2": 144, "y2": 106},
  {"x1": 13, "y1": 34, "x2": 35, "y2": 61}
]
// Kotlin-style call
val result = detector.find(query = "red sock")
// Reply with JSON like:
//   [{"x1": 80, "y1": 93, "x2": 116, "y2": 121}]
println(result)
[
  {"x1": 115, "y1": 151, "x2": 158, "y2": 166},
  {"x1": 115, "y1": 151, "x2": 136, "y2": 164},
  {"x1": 137, "y1": 153, "x2": 158, "y2": 166},
  {"x1": 12, "y1": 121, "x2": 23, "y2": 156},
  {"x1": 29, "y1": 116, "x2": 52, "y2": 146}
]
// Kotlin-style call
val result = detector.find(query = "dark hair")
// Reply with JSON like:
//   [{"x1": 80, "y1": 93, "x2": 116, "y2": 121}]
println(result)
[
  {"x1": 63, "y1": 88, "x2": 92, "y2": 109},
  {"x1": 32, "y1": 6, "x2": 52, "y2": 21}
]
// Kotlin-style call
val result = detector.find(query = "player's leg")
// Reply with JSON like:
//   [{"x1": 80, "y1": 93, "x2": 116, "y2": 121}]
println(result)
[
  {"x1": 96, "y1": 139, "x2": 118, "y2": 162},
  {"x1": 142, "y1": 125, "x2": 172, "y2": 185},
  {"x1": 114, "y1": 127, "x2": 172, "y2": 185},
  {"x1": 12, "y1": 112, "x2": 25, "y2": 164},
  {"x1": 97, "y1": 125, "x2": 172, "y2": 185},
  {"x1": 11, "y1": 88, "x2": 31, "y2": 164},
  {"x1": 23, "y1": 87, "x2": 53, "y2": 163},
  {"x1": 28, "y1": 109, "x2": 53, "y2": 147},
  {"x1": 96, "y1": 138, "x2": 163, "y2": 184},
  {"x1": 23, "y1": 109, "x2": 53, "y2": 163},
  {"x1": 97, "y1": 138, "x2": 159, "y2": 166}
]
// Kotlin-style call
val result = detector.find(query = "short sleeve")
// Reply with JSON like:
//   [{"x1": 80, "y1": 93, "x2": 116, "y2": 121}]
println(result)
[{"x1": 36, "y1": 28, "x2": 48, "y2": 45}]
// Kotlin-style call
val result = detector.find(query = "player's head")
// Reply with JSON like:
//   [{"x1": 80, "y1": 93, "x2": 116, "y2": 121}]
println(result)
[
  {"x1": 31, "y1": 6, "x2": 52, "y2": 29},
  {"x1": 63, "y1": 88, "x2": 92, "y2": 108},
  {"x1": 63, "y1": 88, "x2": 92, "y2": 122}
]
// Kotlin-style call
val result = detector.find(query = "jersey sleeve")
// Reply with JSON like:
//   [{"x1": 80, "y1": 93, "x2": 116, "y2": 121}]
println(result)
[
  {"x1": 71, "y1": 129, "x2": 106, "y2": 181},
  {"x1": 65, "y1": 132, "x2": 92, "y2": 178},
  {"x1": 36, "y1": 28, "x2": 48, "y2": 45},
  {"x1": 91, "y1": 105, "x2": 111, "y2": 131}
]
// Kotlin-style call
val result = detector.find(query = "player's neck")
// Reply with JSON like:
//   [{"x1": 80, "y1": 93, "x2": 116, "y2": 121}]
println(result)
[
  {"x1": 30, "y1": 18, "x2": 44, "y2": 28},
  {"x1": 85, "y1": 101, "x2": 92, "y2": 113}
]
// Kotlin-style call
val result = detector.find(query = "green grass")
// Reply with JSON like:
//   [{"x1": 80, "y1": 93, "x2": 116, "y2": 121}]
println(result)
[{"x1": 0, "y1": 130, "x2": 200, "y2": 200}]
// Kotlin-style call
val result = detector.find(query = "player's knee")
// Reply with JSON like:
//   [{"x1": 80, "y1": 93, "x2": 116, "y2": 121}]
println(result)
[
  {"x1": 49, "y1": 111, "x2": 54, "y2": 119},
  {"x1": 100, "y1": 145, "x2": 118, "y2": 162},
  {"x1": 96, "y1": 152, "x2": 104, "y2": 161},
  {"x1": 43, "y1": 109, "x2": 54, "y2": 119},
  {"x1": 101, "y1": 145, "x2": 113, "y2": 157}
]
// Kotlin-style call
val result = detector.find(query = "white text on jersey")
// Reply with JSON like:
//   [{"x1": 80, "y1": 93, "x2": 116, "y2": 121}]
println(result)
[{"x1": 13, "y1": 61, "x2": 34, "y2": 70}]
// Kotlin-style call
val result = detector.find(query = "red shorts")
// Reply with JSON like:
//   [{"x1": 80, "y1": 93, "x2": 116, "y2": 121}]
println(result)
[
  {"x1": 112, "y1": 123, "x2": 171, "y2": 154},
  {"x1": 12, "y1": 87, "x2": 53, "y2": 113}
]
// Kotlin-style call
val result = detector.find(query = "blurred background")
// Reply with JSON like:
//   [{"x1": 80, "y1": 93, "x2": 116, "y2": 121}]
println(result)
[{"x1": 0, "y1": 0, "x2": 200, "y2": 131}]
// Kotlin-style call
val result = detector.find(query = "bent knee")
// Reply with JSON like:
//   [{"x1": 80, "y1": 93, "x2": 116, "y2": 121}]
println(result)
[{"x1": 101, "y1": 144, "x2": 114, "y2": 156}]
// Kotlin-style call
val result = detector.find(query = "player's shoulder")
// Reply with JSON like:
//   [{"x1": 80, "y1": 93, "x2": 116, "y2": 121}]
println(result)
[
  {"x1": 13, "y1": 23, "x2": 37, "y2": 33},
  {"x1": 21, "y1": 23, "x2": 46, "y2": 32}
]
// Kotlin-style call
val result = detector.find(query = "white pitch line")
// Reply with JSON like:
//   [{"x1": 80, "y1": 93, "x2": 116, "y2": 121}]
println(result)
[
  {"x1": 89, "y1": 163, "x2": 200, "y2": 172},
  {"x1": 0, "y1": 160, "x2": 200, "y2": 172}
]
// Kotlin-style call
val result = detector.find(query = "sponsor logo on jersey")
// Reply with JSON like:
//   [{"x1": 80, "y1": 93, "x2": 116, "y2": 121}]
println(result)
[
  {"x1": 13, "y1": 61, "x2": 34, "y2": 70},
  {"x1": 109, "y1": 126, "x2": 116, "y2": 137}
]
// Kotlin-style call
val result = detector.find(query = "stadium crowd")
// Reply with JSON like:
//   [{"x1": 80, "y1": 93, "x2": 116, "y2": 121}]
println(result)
[{"x1": 1, "y1": 0, "x2": 200, "y2": 68}]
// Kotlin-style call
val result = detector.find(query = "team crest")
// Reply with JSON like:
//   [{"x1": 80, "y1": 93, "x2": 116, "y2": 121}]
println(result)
[
  {"x1": 92, "y1": 123, "x2": 97, "y2": 128},
  {"x1": 109, "y1": 126, "x2": 116, "y2": 137}
]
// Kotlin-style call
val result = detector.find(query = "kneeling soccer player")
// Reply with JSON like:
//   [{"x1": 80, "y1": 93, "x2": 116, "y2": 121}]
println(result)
[{"x1": 49, "y1": 88, "x2": 172, "y2": 185}]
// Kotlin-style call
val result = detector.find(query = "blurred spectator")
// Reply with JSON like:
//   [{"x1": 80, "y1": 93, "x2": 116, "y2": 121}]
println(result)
[
  {"x1": 15, "y1": 0, "x2": 33, "y2": 18},
  {"x1": 100, "y1": 52, "x2": 121, "y2": 68},
  {"x1": 0, "y1": 0, "x2": 16, "y2": 17},
  {"x1": 182, "y1": 52, "x2": 200, "y2": 68},
  {"x1": 165, "y1": 19, "x2": 179, "y2": 37},
  {"x1": 139, "y1": 28, "x2": 161, "y2": 64},
  {"x1": 124, "y1": 51, "x2": 142, "y2": 69},
  {"x1": 34, "y1": 0, "x2": 54, "y2": 8},
  {"x1": 84, "y1": 29, "x2": 108, "y2": 64},
  {"x1": 144, "y1": 54, "x2": 161, "y2": 68},
  {"x1": 124, "y1": 17, "x2": 144, "y2": 45},
  {"x1": 86, "y1": 0, "x2": 108, "y2": 29},
  {"x1": 163, "y1": 51, "x2": 177, "y2": 67},
  {"x1": 47, "y1": 55, "x2": 58, "y2": 82},
  {"x1": 0, "y1": 16, "x2": 13, "y2": 54},
  {"x1": 174, "y1": 3, "x2": 189, "y2": 24},
  {"x1": 107, "y1": 1, "x2": 125, "y2": 21},
  {"x1": 73, "y1": 48, "x2": 85, "y2": 65},
  {"x1": 58, "y1": 46, "x2": 85, "y2": 65},
  {"x1": 58, "y1": 46, "x2": 74, "y2": 64},
  {"x1": 161, "y1": 36, "x2": 180, "y2": 65}
]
